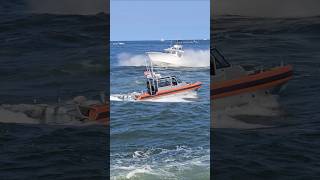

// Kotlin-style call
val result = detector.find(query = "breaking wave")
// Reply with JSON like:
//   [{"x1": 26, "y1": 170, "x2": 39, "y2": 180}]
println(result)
[
  {"x1": 213, "y1": 93, "x2": 283, "y2": 129},
  {"x1": 117, "y1": 53, "x2": 146, "y2": 67},
  {"x1": 117, "y1": 49, "x2": 209, "y2": 67},
  {"x1": 0, "y1": 96, "x2": 103, "y2": 126},
  {"x1": 179, "y1": 49, "x2": 210, "y2": 67},
  {"x1": 111, "y1": 145, "x2": 209, "y2": 179}
]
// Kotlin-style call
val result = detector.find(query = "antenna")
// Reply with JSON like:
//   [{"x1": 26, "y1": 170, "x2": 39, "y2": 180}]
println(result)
[
  {"x1": 144, "y1": 57, "x2": 148, "y2": 72},
  {"x1": 150, "y1": 59, "x2": 155, "y2": 77}
]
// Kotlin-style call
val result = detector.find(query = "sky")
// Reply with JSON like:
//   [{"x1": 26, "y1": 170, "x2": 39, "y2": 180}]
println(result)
[
  {"x1": 213, "y1": 0, "x2": 320, "y2": 17},
  {"x1": 111, "y1": 0, "x2": 210, "y2": 41}
]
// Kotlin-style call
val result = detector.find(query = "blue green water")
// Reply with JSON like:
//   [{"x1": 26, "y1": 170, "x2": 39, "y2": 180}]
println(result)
[
  {"x1": 110, "y1": 40, "x2": 210, "y2": 179},
  {"x1": 212, "y1": 15, "x2": 320, "y2": 179},
  {"x1": 0, "y1": 1, "x2": 109, "y2": 179}
]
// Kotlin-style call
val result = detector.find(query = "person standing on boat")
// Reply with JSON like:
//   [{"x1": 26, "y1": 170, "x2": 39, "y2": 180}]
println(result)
[{"x1": 146, "y1": 79, "x2": 158, "y2": 95}]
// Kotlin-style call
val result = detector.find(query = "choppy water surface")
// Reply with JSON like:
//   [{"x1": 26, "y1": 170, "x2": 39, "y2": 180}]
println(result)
[
  {"x1": 212, "y1": 15, "x2": 320, "y2": 179},
  {"x1": 0, "y1": 1, "x2": 108, "y2": 179},
  {"x1": 111, "y1": 40, "x2": 210, "y2": 179}
]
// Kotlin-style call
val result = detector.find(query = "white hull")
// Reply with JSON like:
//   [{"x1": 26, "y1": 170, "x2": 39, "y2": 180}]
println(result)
[{"x1": 146, "y1": 52, "x2": 182, "y2": 66}]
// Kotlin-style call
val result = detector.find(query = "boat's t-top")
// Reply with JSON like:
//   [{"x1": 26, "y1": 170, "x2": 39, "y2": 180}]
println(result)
[
  {"x1": 143, "y1": 59, "x2": 184, "y2": 95},
  {"x1": 111, "y1": 54, "x2": 201, "y2": 101},
  {"x1": 110, "y1": 58, "x2": 202, "y2": 101}
]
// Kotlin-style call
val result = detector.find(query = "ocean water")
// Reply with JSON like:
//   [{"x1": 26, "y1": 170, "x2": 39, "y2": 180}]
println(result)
[
  {"x1": 110, "y1": 40, "x2": 210, "y2": 179},
  {"x1": 212, "y1": 15, "x2": 320, "y2": 179},
  {"x1": 0, "y1": 1, "x2": 109, "y2": 179}
]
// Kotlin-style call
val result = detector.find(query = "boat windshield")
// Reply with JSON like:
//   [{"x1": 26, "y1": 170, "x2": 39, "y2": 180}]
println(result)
[
  {"x1": 164, "y1": 41, "x2": 183, "y2": 53},
  {"x1": 157, "y1": 76, "x2": 181, "y2": 87},
  {"x1": 211, "y1": 48, "x2": 231, "y2": 69},
  {"x1": 172, "y1": 76, "x2": 182, "y2": 83},
  {"x1": 158, "y1": 77, "x2": 171, "y2": 87}
]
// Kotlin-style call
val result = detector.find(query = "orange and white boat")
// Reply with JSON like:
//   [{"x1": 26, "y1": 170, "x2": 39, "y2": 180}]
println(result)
[
  {"x1": 139, "y1": 58, "x2": 202, "y2": 100},
  {"x1": 112, "y1": 59, "x2": 201, "y2": 101},
  {"x1": 211, "y1": 48, "x2": 293, "y2": 100},
  {"x1": 75, "y1": 94, "x2": 109, "y2": 125},
  {"x1": 135, "y1": 75, "x2": 202, "y2": 100},
  {"x1": 77, "y1": 103, "x2": 109, "y2": 125}
]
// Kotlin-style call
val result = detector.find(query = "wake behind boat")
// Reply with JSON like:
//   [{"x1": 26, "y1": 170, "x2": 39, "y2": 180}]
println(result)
[
  {"x1": 0, "y1": 95, "x2": 109, "y2": 126},
  {"x1": 112, "y1": 59, "x2": 202, "y2": 101}
]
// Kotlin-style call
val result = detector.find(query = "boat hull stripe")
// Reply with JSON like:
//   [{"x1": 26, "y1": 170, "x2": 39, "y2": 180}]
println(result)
[
  {"x1": 139, "y1": 83, "x2": 201, "y2": 100},
  {"x1": 211, "y1": 70, "x2": 293, "y2": 98}
]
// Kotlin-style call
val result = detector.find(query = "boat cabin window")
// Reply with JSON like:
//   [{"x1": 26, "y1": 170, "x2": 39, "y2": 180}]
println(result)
[
  {"x1": 171, "y1": 77, "x2": 178, "y2": 86},
  {"x1": 158, "y1": 77, "x2": 171, "y2": 87},
  {"x1": 211, "y1": 48, "x2": 230, "y2": 69},
  {"x1": 172, "y1": 76, "x2": 182, "y2": 84},
  {"x1": 156, "y1": 76, "x2": 182, "y2": 87}
]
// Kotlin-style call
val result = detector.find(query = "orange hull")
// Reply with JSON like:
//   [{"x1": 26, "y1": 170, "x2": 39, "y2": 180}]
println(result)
[
  {"x1": 212, "y1": 65, "x2": 293, "y2": 99},
  {"x1": 80, "y1": 103, "x2": 109, "y2": 126},
  {"x1": 137, "y1": 81, "x2": 202, "y2": 100}
]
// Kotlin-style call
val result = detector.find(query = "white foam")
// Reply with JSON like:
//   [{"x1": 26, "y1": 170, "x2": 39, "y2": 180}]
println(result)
[
  {"x1": 111, "y1": 146, "x2": 209, "y2": 179},
  {"x1": 133, "y1": 151, "x2": 150, "y2": 158},
  {"x1": 175, "y1": 49, "x2": 210, "y2": 67},
  {"x1": 112, "y1": 42, "x2": 125, "y2": 46},
  {"x1": 110, "y1": 91, "x2": 198, "y2": 103},
  {"x1": 215, "y1": 93, "x2": 280, "y2": 116},
  {"x1": 117, "y1": 49, "x2": 209, "y2": 67},
  {"x1": 0, "y1": 108, "x2": 38, "y2": 124},
  {"x1": 117, "y1": 53, "x2": 146, "y2": 67},
  {"x1": 125, "y1": 166, "x2": 154, "y2": 179},
  {"x1": 213, "y1": 93, "x2": 282, "y2": 129},
  {"x1": 0, "y1": 97, "x2": 103, "y2": 125},
  {"x1": 110, "y1": 93, "x2": 138, "y2": 102}
]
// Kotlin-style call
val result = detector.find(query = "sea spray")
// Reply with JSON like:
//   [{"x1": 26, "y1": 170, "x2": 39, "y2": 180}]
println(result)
[
  {"x1": 111, "y1": 146, "x2": 209, "y2": 179},
  {"x1": 213, "y1": 93, "x2": 282, "y2": 129},
  {"x1": 110, "y1": 91, "x2": 199, "y2": 103},
  {"x1": 176, "y1": 49, "x2": 210, "y2": 67},
  {"x1": 111, "y1": 40, "x2": 210, "y2": 179},
  {"x1": 117, "y1": 49, "x2": 210, "y2": 67},
  {"x1": 0, "y1": 96, "x2": 102, "y2": 125},
  {"x1": 117, "y1": 53, "x2": 147, "y2": 67}
]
